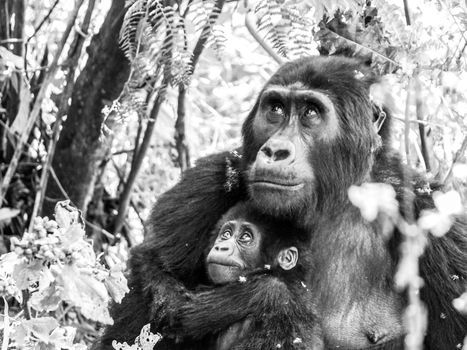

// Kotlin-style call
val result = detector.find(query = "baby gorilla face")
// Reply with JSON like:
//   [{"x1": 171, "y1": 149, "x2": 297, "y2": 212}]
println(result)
[{"x1": 206, "y1": 220, "x2": 263, "y2": 284}]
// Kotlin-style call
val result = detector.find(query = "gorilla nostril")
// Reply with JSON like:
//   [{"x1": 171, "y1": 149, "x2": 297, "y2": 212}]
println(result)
[
  {"x1": 261, "y1": 146, "x2": 273, "y2": 158},
  {"x1": 274, "y1": 150, "x2": 290, "y2": 161}
]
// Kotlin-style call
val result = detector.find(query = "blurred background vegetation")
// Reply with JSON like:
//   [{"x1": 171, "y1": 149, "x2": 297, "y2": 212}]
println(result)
[{"x1": 0, "y1": 0, "x2": 466, "y2": 346}]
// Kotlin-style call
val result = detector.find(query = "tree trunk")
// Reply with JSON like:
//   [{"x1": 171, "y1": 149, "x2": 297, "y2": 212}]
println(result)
[{"x1": 45, "y1": 0, "x2": 130, "y2": 215}]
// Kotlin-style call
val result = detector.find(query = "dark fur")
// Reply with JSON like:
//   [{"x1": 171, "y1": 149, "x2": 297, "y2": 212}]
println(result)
[{"x1": 94, "y1": 56, "x2": 467, "y2": 350}]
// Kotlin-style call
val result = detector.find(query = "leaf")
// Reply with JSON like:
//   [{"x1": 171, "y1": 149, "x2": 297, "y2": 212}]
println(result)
[
  {"x1": 136, "y1": 324, "x2": 161, "y2": 350},
  {"x1": 433, "y1": 190, "x2": 463, "y2": 216},
  {"x1": 54, "y1": 200, "x2": 84, "y2": 230},
  {"x1": 112, "y1": 324, "x2": 161, "y2": 350},
  {"x1": 0, "y1": 46, "x2": 23, "y2": 68},
  {"x1": 59, "y1": 224, "x2": 86, "y2": 250},
  {"x1": 104, "y1": 265, "x2": 129, "y2": 303},
  {"x1": 0, "y1": 207, "x2": 20, "y2": 222},
  {"x1": 58, "y1": 265, "x2": 113, "y2": 324},
  {"x1": 48, "y1": 326, "x2": 76, "y2": 348},
  {"x1": 20, "y1": 317, "x2": 59, "y2": 342},
  {"x1": 29, "y1": 282, "x2": 62, "y2": 312},
  {"x1": 10, "y1": 78, "x2": 31, "y2": 134},
  {"x1": 12, "y1": 260, "x2": 44, "y2": 290}
]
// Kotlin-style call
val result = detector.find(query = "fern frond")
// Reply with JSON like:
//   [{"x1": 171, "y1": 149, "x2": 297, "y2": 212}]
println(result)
[{"x1": 120, "y1": 0, "x2": 148, "y2": 60}]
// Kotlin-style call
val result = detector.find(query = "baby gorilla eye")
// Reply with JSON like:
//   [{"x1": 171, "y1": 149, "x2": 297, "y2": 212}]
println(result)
[
  {"x1": 239, "y1": 231, "x2": 253, "y2": 244},
  {"x1": 220, "y1": 230, "x2": 232, "y2": 240}
]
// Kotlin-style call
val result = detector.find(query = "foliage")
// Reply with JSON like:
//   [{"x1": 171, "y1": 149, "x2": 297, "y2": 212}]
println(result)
[
  {"x1": 0, "y1": 0, "x2": 467, "y2": 348},
  {"x1": 0, "y1": 201, "x2": 128, "y2": 348}
]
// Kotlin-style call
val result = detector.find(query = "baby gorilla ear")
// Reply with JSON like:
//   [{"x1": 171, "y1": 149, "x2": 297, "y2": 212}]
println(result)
[{"x1": 277, "y1": 247, "x2": 298, "y2": 270}]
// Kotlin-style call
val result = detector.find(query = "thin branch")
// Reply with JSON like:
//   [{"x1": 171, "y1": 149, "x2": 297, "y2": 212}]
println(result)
[
  {"x1": 21, "y1": 290, "x2": 31, "y2": 320},
  {"x1": 113, "y1": 92, "x2": 165, "y2": 236},
  {"x1": 131, "y1": 115, "x2": 144, "y2": 170},
  {"x1": 443, "y1": 134, "x2": 467, "y2": 184},
  {"x1": 439, "y1": 0, "x2": 467, "y2": 46},
  {"x1": 26, "y1": 0, "x2": 61, "y2": 43},
  {"x1": 113, "y1": 20, "x2": 176, "y2": 235},
  {"x1": 245, "y1": 3, "x2": 283, "y2": 65},
  {"x1": 29, "y1": 0, "x2": 95, "y2": 229},
  {"x1": 325, "y1": 27, "x2": 400, "y2": 67},
  {"x1": 111, "y1": 159, "x2": 145, "y2": 229},
  {"x1": 404, "y1": 79, "x2": 412, "y2": 166},
  {"x1": 414, "y1": 78, "x2": 430, "y2": 172},
  {"x1": 174, "y1": 18, "x2": 190, "y2": 172},
  {"x1": 403, "y1": 0, "x2": 411, "y2": 26},
  {"x1": 112, "y1": 148, "x2": 135, "y2": 156},
  {"x1": 174, "y1": 0, "x2": 227, "y2": 172},
  {"x1": 0, "y1": 0, "x2": 85, "y2": 203},
  {"x1": 1, "y1": 297, "x2": 10, "y2": 350},
  {"x1": 175, "y1": 85, "x2": 190, "y2": 171}
]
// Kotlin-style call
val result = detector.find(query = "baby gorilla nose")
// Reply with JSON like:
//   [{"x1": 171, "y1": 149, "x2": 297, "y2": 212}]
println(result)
[{"x1": 214, "y1": 241, "x2": 233, "y2": 254}]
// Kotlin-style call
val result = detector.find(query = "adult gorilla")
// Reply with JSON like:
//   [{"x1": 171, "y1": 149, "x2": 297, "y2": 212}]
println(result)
[{"x1": 95, "y1": 56, "x2": 467, "y2": 349}]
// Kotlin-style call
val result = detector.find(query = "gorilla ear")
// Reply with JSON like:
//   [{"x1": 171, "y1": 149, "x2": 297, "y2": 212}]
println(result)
[{"x1": 277, "y1": 247, "x2": 298, "y2": 270}]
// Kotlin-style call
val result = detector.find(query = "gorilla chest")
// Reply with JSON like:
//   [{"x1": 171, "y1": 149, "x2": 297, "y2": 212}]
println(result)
[
  {"x1": 318, "y1": 292, "x2": 404, "y2": 348},
  {"x1": 309, "y1": 222, "x2": 405, "y2": 348}
]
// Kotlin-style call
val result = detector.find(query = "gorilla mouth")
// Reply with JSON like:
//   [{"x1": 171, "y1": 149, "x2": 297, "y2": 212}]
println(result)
[
  {"x1": 207, "y1": 261, "x2": 243, "y2": 269},
  {"x1": 251, "y1": 179, "x2": 304, "y2": 190}
]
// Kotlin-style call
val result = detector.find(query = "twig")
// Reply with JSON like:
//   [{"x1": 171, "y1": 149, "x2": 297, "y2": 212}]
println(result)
[
  {"x1": 85, "y1": 219, "x2": 115, "y2": 240},
  {"x1": 113, "y1": 20, "x2": 174, "y2": 236},
  {"x1": 49, "y1": 167, "x2": 70, "y2": 201},
  {"x1": 0, "y1": 38, "x2": 23, "y2": 44},
  {"x1": 26, "y1": 0, "x2": 61, "y2": 43},
  {"x1": 29, "y1": 0, "x2": 95, "y2": 230},
  {"x1": 21, "y1": 289, "x2": 31, "y2": 320},
  {"x1": 1, "y1": 297, "x2": 10, "y2": 350},
  {"x1": 174, "y1": 19, "x2": 190, "y2": 172},
  {"x1": 414, "y1": 78, "x2": 430, "y2": 171},
  {"x1": 244, "y1": 2, "x2": 283, "y2": 65},
  {"x1": 113, "y1": 92, "x2": 165, "y2": 236},
  {"x1": 443, "y1": 134, "x2": 467, "y2": 184},
  {"x1": 392, "y1": 116, "x2": 445, "y2": 129},
  {"x1": 112, "y1": 148, "x2": 135, "y2": 156},
  {"x1": 439, "y1": 0, "x2": 467, "y2": 46},
  {"x1": 111, "y1": 159, "x2": 145, "y2": 229},
  {"x1": 403, "y1": 0, "x2": 411, "y2": 26},
  {"x1": 24, "y1": 0, "x2": 60, "y2": 73},
  {"x1": 175, "y1": 85, "x2": 190, "y2": 171},
  {"x1": 174, "y1": 0, "x2": 226, "y2": 171},
  {"x1": 0, "y1": 0, "x2": 85, "y2": 203},
  {"x1": 404, "y1": 79, "x2": 413, "y2": 166},
  {"x1": 325, "y1": 27, "x2": 399, "y2": 67}
]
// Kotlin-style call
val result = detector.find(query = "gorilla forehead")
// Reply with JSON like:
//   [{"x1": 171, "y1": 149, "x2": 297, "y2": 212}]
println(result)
[{"x1": 267, "y1": 56, "x2": 375, "y2": 96}]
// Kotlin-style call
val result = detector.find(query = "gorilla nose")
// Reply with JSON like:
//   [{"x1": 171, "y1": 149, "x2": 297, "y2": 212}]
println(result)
[
  {"x1": 215, "y1": 243, "x2": 233, "y2": 254},
  {"x1": 259, "y1": 139, "x2": 295, "y2": 164}
]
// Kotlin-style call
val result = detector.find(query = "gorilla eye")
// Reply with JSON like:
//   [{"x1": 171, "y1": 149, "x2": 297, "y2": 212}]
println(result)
[
  {"x1": 239, "y1": 231, "x2": 253, "y2": 244},
  {"x1": 220, "y1": 230, "x2": 232, "y2": 240},
  {"x1": 301, "y1": 107, "x2": 320, "y2": 127},
  {"x1": 267, "y1": 103, "x2": 285, "y2": 124}
]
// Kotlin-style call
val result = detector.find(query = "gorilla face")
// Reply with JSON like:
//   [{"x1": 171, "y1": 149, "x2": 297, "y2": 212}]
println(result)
[{"x1": 242, "y1": 57, "x2": 379, "y2": 217}]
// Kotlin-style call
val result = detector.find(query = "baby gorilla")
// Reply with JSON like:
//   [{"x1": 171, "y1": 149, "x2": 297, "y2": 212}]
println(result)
[
  {"x1": 206, "y1": 205, "x2": 298, "y2": 285},
  {"x1": 205, "y1": 202, "x2": 321, "y2": 350}
]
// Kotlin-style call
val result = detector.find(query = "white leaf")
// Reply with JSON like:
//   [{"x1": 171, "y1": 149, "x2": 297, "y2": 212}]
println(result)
[
  {"x1": 0, "y1": 208, "x2": 20, "y2": 222},
  {"x1": 433, "y1": 190, "x2": 463, "y2": 216},
  {"x1": 10, "y1": 79, "x2": 31, "y2": 134}
]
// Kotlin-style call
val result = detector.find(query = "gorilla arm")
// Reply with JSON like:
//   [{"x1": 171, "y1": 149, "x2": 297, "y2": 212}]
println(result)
[
  {"x1": 169, "y1": 273, "x2": 317, "y2": 350},
  {"x1": 419, "y1": 214, "x2": 467, "y2": 349},
  {"x1": 95, "y1": 151, "x2": 245, "y2": 348}
]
